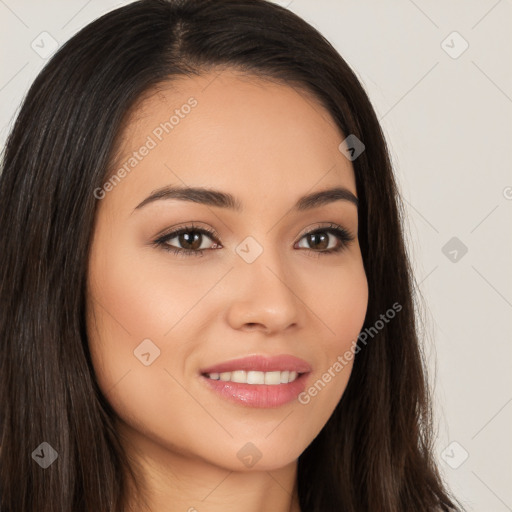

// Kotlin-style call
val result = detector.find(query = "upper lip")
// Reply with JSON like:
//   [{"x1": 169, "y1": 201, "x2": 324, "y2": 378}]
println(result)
[{"x1": 200, "y1": 354, "x2": 312, "y2": 375}]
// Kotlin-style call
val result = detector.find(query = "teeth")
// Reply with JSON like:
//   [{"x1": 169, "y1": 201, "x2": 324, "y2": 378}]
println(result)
[
  {"x1": 206, "y1": 370, "x2": 300, "y2": 385},
  {"x1": 247, "y1": 371, "x2": 264, "y2": 384},
  {"x1": 231, "y1": 370, "x2": 246, "y2": 383},
  {"x1": 264, "y1": 371, "x2": 281, "y2": 385}
]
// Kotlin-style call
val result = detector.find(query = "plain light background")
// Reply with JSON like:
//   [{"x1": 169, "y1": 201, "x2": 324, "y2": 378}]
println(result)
[{"x1": 1, "y1": 1, "x2": 511, "y2": 510}]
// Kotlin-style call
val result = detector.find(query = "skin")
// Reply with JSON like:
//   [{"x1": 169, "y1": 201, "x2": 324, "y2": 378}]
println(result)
[{"x1": 86, "y1": 69, "x2": 368, "y2": 512}]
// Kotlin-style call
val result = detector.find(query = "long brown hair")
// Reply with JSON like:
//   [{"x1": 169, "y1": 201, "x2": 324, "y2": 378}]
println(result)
[{"x1": 0, "y1": 0, "x2": 463, "y2": 510}]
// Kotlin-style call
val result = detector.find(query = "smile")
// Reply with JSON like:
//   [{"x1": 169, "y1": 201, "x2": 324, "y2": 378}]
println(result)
[{"x1": 204, "y1": 370, "x2": 300, "y2": 385}]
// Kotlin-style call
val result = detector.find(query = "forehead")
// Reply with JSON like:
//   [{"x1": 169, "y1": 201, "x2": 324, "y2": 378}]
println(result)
[{"x1": 106, "y1": 69, "x2": 356, "y2": 212}]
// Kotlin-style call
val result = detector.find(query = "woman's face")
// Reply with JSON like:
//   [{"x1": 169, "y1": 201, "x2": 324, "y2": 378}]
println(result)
[{"x1": 86, "y1": 69, "x2": 368, "y2": 472}]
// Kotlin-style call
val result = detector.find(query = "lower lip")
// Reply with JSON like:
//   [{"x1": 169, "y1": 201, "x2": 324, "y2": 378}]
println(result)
[{"x1": 200, "y1": 373, "x2": 309, "y2": 408}]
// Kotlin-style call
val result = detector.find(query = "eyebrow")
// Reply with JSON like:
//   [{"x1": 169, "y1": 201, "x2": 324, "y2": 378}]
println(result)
[{"x1": 133, "y1": 185, "x2": 358, "y2": 213}]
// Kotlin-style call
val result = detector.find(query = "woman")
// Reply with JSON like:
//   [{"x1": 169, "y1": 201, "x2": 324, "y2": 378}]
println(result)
[{"x1": 0, "y1": 0, "x2": 464, "y2": 510}]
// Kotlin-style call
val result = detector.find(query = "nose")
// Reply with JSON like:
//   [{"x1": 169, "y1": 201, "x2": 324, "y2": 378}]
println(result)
[{"x1": 225, "y1": 247, "x2": 302, "y2": 335}]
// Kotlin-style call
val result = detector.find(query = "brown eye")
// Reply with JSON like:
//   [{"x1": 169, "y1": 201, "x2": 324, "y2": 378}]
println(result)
[
  {"x1": 295, "y1": 225, "x2": 354, "y2": 255},
  {"x1": 168, "y1": 230, "x2": 212, "y2": 251},
  {"x1": 153, "y1": 224, "x2": 221, "y2": 257},
  {"x1": 300, "y1": 231, "x2": 332, "y2": 251}
]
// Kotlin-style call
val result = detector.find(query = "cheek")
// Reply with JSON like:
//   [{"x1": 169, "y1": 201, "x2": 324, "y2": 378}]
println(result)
[
  {"x1": 85, "y1": 227, "x2": 219, "y2": 355},
  {"x1": 297, "y1": 257, "x2": 368, "y2": 416},
  {"x1": 85, "y1": 237, "x2": 203, "y2": 452},
  {"x1": 85, "y1": 232, "x2": 180, "y2": 401},
  {"x1": 85, "y1": 229, "x2": 226, "y2": 419},
  {"x1": 317, "y1": 255, "x2": 369, "y2": 348}
]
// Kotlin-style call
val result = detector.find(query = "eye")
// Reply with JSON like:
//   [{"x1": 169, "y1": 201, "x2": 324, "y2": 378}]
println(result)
[
  {"x1": 153, "y1": 223, "x2": 220, "y2": 257},
  {"x1": 152, "y1": 222, "x2": 354, "y2": 257},
  {"x1": 295, "y1": 223, "x2": 354, "y2": 256}
]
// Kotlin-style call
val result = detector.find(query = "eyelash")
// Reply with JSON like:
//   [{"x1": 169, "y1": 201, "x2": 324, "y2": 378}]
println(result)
[{"x1": 152, "y1": 222, "x2": 355, "y2": 258}]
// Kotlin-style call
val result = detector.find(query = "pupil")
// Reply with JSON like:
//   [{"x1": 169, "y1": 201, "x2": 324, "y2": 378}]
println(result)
[
  {"x1": 309, "y1": 232, "x2": 328, "y2": 250},
  {"x1": 180, "y1": 231, "x2": 201, "y2": 250}
]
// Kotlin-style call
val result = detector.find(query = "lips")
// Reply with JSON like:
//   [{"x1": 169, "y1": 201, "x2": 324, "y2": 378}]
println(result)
[{"x1": 198, "y1": 354, "x2": 312, "y2": 408}]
